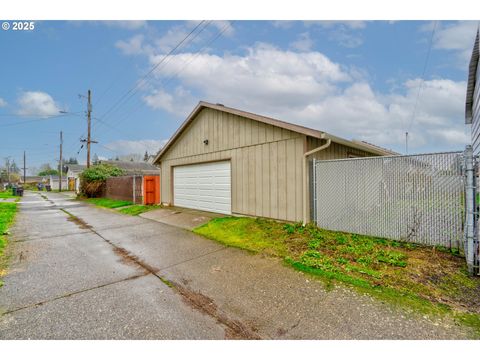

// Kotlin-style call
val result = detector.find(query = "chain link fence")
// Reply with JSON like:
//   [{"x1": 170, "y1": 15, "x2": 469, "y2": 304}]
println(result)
[{"x1": 311, "y1": 151, "x2": 465, "y2": 249}]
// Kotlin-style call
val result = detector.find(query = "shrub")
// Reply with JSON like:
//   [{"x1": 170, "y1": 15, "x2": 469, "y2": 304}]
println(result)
[{"x1": 79, "y1": 164, "x2": 124, "y2": 198}]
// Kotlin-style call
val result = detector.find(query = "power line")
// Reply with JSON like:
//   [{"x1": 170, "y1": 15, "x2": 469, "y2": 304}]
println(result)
[
  {"x1": 93, "y1": 21, "x2": 232, "y2": 145},
  {"x1": 64, "y1": 21, "x2": 210, "y2": 160},
  {"x1": 92, "y1": 20, "x2": 212, "y2": 135},
  {"x1": 93, "y1": 21, "x2": 211, "y2": 109},
  {"x1": 405, "y1": 20, "x2": 437, "y2": 153},
  {"x1": 0, "y1": 113, "x2": 82, "y2": 128},
  {"x1": 96, "y1": 20, "x2": 207, "y2": 123}
]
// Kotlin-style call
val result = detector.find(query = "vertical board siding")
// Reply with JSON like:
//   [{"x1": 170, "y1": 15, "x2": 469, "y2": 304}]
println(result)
[
  {"x1": 159, "y1": 108, "x2": 378, "y2": 221},
  {"x1": 255, "y1": 144, "x2": 263, "y2": 216},
  {"x1": 277, "y1": 140, "x2": 287, "y2": 220},
  {"x1": 269, "y1": 141, "x2": 279, "y2": 220},
  {"x1": 262, "y1": 143, "x2": 270, "y2": 218},
  {"x1": 286, "y1": 139, "x2": 296, "y2": 221}
]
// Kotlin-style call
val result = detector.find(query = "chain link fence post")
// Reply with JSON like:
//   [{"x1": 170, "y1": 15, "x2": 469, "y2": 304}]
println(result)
[{"x1": 465, "y1": 145, "x2": 476, "y2": 274}]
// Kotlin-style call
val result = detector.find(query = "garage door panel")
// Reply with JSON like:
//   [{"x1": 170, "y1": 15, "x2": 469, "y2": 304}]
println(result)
[{"x1": 173, "y1": 161, "x2": 232, "y2": 214}]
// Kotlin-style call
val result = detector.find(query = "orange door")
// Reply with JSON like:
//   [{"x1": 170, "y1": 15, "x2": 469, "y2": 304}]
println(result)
[
  {"x1": 143, "y1": 176, "x2": 160, "y2": 205},
  {"x1": 68, "y1": 178, "x2": 75, "y2": 191}
]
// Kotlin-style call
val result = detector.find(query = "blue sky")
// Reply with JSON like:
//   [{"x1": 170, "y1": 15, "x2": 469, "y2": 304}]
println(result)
[{"x1": 0, "y1": 20, "x2": 478, "y2": 173}]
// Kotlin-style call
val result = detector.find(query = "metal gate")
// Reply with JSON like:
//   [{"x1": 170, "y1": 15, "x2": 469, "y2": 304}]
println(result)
[{"x1": 310, "y1": 148, "x2": 479, "y2": 273}]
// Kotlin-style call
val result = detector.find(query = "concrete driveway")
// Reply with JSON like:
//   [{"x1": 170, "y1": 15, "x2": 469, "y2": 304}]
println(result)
[{"x1": 0, "y1": 191, "x2": 474, "y2": 339}]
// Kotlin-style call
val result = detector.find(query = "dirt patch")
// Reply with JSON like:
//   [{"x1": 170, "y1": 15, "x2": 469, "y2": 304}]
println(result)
[
  {"x1": 108, "y1": 245, "x2": 260, "y2": 339},
  {"x1": 171, "y1": 281, "x2": 261, "y2": 340},
  {"x1": 60, "y1": 208, "x2": 92, "y2": 230},
  {"x1": 111, "y1": 246, "x2": 158, "y2": 275},
  {"x1": 66, "y1": 216, "x2": 92, "y2": 230}
]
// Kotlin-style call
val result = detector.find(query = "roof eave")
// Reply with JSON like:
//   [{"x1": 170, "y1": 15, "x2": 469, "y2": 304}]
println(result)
[
  {"x1": 153, "y1": 101, "x2": 392, "y2": 162},
  {"x1": 323, "y1": 133, "x2": 394, "y2": 156},
  {"x1": 465, "y1": 28, "x2": 479, "y2": 125},
  {"x1": 153, "y1": 101, "x2": 324, "y2": 163}
]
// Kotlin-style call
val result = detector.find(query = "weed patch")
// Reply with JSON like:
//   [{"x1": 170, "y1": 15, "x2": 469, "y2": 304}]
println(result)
[
  {"x1": 118, "y1": 204, "x2": 162, "y2": 216},
  {"x1": 0, "y1": 191, "x2": 19, "y2": 200},
  {"x1": 194, "y1": 216, "x2": 480, "y2": 335},
  {"x1": 85, "y1": 198, "x2": 133, "y2": 209},
  {"x1": 0, "y1": 201, "x2": 17, "y2": 281}
]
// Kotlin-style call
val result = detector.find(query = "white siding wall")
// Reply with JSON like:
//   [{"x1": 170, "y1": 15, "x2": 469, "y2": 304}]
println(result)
[{"x1": 473, "y1": 63, "x2": 480, "y2": 155}]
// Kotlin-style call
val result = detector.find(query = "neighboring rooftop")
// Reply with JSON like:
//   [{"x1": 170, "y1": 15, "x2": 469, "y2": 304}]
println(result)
[
  {"x1": 352, "y1": 140, "x2": 400, "y2": 156},
  {"x1": 99, "y1": 160, "x2": 160, "y2": 175},
  {"x1": 65, "y1": 164, "x2": 87, "y2": 173}
]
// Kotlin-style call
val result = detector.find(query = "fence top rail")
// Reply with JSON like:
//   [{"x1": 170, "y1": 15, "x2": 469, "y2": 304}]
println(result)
[
  {"x1": 312, "y1": 150, "x2": 464, "y2": 164},
  {"x1": 107, "y1": 175, "x2": 144, "y2": 179}
]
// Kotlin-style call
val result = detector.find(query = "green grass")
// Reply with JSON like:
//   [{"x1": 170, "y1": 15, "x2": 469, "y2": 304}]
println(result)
[
  {"x1": 85, "y1": 198, "x2": 133, "y2": 209},
  {"x1": 83, "y1": 197, "x2": 161, "y2": 215},
  {"x1": 118, "y1": 204, "x2": 162, "y2": 216},
  {"x1": 194, "y1": 217, "x2": 480, "y2": 336},
  {"x1": 0, "y1": 190, "x2": 19, "y2": 200},
  {"x1": 0, "y1": 202, "x2": 17, "y2": 282}
]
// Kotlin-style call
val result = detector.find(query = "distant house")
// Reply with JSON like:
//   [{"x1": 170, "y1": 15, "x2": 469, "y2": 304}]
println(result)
[
  {"x1": 97, "y1": 160, "x2": 160, "y2": 205},
  {"x1": 466, "y1": 29, "x2": 480, "y2": 154},
  {"x1": 66, "y1": 164, "x2": 86, "y2": 193},
  {"x1": 98, "y1": 160, "x2": 160, "y2": 175},
  {"x1": 153, "y1": 101, "x2": 395, "y2": 220},
  {"x1": 20, "y1": 176, "x2": 47, "y2": 184},
  {"x1": 48, "y1": 176, "x2": 68, "y2": 191}
]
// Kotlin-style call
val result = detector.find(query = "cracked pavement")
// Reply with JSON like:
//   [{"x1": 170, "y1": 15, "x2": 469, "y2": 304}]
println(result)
[{"x1": 0, "y1": 191, "x2": 475, "y2": 339}]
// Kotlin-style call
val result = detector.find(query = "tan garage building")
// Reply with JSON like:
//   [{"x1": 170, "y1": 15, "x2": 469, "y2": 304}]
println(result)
[{"x1": 153, "y1": 101, "x2": 394, "y2": 223}]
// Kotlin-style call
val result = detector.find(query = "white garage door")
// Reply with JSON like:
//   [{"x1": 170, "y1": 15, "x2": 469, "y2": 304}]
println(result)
[{"x1": 173, "y1": 161, "x2": 231, "y2": 214}]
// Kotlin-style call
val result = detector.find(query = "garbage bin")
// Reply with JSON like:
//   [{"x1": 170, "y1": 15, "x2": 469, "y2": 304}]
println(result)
[
  {"x1": 17, "y1": 187, "x2": 24, "y2": 196},
  {"x1": 45, "y1": 184, "x2": 51, "y2": 192},
  {"x1": 12, "y1": 186, "x2": 17, "y2": 196}
]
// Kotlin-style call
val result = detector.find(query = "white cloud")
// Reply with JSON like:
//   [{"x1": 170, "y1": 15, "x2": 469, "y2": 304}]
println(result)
[
  {"x1": 17, "y1": 91, "x2": 61, "y2": 117},
  {"x1": 141, "y1": 43, "x2": 467, "y2": 153},
  {"x1": 328, "y1": 28, "x2": 364, "y2": 48},
  {"x1": 303, "y1": 21, "x2": 365, "y2": 48},
  {"x1": 101, "y1": 21, "x2": 147, "y2": 30},
  {"x1": 143, "y1": 86, "x2": 195, "y2": 115},
  {"x1": 305, "y1": 21, "x2": 367, "y2": 30},
  {"x1": 105, "y1": 139, "x2": 168, "y2": 156},
  {"x1": 115, "y1": 34, "x2": 149, "y2": 56},
  {"x1": 271, "y1": 21, "x2": 295, "y2": 29},
  {"x1": 148, "y1": 43, "x2": 351, "y2": 112},
  {"x1": 424, "y1": 21, "x2": 478, "y2": 67},
  {"x1": 116, "y1": 21, "x2": 235, "y2": 57},
  {"x1": 290, "y1": 32, "x2": 313, "y2": 51},
  {"x1": 210, "y1": 20, "x2": 234, "y2": 37},
  {"x1": 0, "y1": 98, "x2": 7, "y2": 107}
]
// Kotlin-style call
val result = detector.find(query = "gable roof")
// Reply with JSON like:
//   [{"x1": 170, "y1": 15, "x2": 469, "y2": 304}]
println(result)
[
  {"x1": 154, "y1": 101, "x2": 395, "y2": 163},
  {"x1": 66, "y1": 164, "x2": 86, "y2": 173},
  {"x1": 466, "y1": 28, "x2": 479, "y2": 124}
]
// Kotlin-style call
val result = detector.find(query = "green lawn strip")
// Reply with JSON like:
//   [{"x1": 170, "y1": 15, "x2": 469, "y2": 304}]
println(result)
[
  {"x1": 118, "y1": 204, "x2": 162, "y2": 216},
  {"x1": 0, "y1": 202, "x2": 18, "y2": 286},
  {"x1": 194, "y1": 217, "x2": 480, "y2": 336},
  {"x1": 0, "y1": 190, "x2": 19, "y2": 200},
  {"x1": 85, "y1": 197, "x2": 133, "y2": 209}
]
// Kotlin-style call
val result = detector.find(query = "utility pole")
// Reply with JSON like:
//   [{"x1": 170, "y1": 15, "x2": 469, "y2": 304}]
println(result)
[
  {"x1": 81, "y1": 90, "x2": 96, "y2": 168},
  {"x1": 5, "y1": 157, "x2": 11, "y2": 185},
  {"x1": 405, "y1": 131, "x2": 409, "y2": 155},
  {"x1": 87, "y1": 90, "x2": 92, "y2": 168},
  {"x1": 23, "y1": 151, "x2": 26, "y2": 184},
  {"x1": 59, "y1": 131, "x2": 63, "y2": 192}
]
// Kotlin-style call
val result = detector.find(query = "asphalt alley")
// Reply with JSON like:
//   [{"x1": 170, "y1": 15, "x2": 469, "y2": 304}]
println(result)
[{"x1": 0, "y1": 191, "x2": 474, "y2": 339}]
